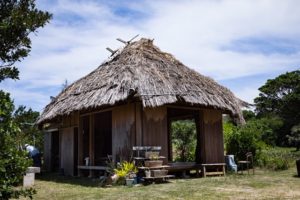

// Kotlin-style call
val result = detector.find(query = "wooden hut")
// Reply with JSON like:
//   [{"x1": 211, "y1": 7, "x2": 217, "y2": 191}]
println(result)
[{"x1": 37, "y1": 38, "x2": 245, "y2": 176}]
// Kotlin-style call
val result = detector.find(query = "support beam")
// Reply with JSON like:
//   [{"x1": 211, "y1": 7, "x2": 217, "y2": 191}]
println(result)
[
  {"x1": 77, "y1": 117, "x2": 83, "y2": 176},
  {"x1": 89, "y1": 114, "x2": 94, "y2": 177}
]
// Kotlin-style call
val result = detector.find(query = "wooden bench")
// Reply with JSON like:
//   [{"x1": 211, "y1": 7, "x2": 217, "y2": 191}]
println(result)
[
  {"x1": 201, "y1": 163, "x2": 226, "y2": 177},
  {"x1": 167, "y1": 162, "x2": 202, "y2": 177},
  {"x1": 77, "y1": 165, "x2": 108, "y2": 177}
]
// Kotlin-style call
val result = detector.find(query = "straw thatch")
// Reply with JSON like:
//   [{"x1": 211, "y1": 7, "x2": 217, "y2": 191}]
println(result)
[{"x1": 37, "y1": 38, "x2": 245, "y2": 124}]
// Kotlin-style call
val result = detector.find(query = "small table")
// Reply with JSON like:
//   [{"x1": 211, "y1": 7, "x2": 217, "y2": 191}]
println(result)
[{"x1": 201, "y1": 163, "x2": 226, "y2": 177}]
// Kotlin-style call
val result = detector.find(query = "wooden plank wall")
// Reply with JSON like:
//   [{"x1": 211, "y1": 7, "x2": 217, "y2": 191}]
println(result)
[
  {"x1": 142, "y1": 106, "x2": 168, "y2": 162},
  {"x1": 60, "y1": 127, "x2": 74, "y2": 176},
  {"x1": 62, "y1": 112, "x2": 79, "y2": 128},
  {"x1": 200, "y1": 109, "x2": 224, "y2": 163},
  {"x1": 112, "y1": 104, "x2": 135, "y2": 162}
]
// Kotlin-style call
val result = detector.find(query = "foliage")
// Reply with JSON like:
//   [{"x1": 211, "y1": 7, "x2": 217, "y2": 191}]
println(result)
[
  {"x1": 0, "y1": 91, "x2": 35, "y2": 199},
  {"x1": 105, "y1": 157, "x2": 116, "y2": 176},
  {"x1": 254, "y1": 70, "x2": 300, "y2": 146},
  {"x1": 287, "y1": 124, "x2": 300, "y2": 151},
  {"x1": 257, "y1": 116, "x2": 284, "y2": 146},
  {"x1": 13, "y1": 105, "x2": 43, "y2": 151},
  {"x1": 0, "y1": 0, "x2": 52, "y2": 81},
  {"x1": 171, "y1": 120, "x2": 196, "y2": 162},
  {"x1": 226, "y1": 119, "x2": 268, "y2": 161},
  {"x1": 242, "y1": 110, "x2": 256, "y2": 122},
  {"x1": 256, "y1": 147, "x2": 300, "y2": 170},
  {"x1": 114, "y1": 161, "x2": 137, "y2": 185},
  {"x1": 223, "y1": 121, "x2": 235, "y2": 152}
]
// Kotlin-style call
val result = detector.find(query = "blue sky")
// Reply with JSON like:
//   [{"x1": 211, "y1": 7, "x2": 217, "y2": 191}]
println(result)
[{"x1": 1, "y1": 0, "x2": 300, "y2": 112}]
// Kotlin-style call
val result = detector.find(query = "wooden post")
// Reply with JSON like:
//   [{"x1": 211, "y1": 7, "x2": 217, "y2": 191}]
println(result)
[
  {"x1": 78, "y1": 117, "x2": 83, "y2": 176},
  {"x1": 89, "y1": 114, "x2": 94, "y2": 177},
  {"x1": 195, "y1": 112, "x2": 202, "y2": 164}
]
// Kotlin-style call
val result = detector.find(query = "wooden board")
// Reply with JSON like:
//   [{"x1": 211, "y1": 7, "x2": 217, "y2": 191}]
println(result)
[
  {"x1": 112, "y1": 103, "x2": 135, "y2": 162},
  {"x1": 200, "y1": 109, "x2": 224, "y2": 163},
  {"x1": 142, "y1": 106, "x2": 168, "y2": 163},
  {"x1": 60, "y1": 127, "x2": 74, "y2": 176},
  {"x1": 62, "y1": 112, "x2": 79, "y2": 128}
]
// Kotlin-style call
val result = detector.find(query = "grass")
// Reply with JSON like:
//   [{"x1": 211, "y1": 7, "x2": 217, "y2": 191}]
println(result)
[
  {"x1": 18, "y1": 147, "x2": 300, "y2": 200},
  {"x1": 24, "y1": 166, "x2": 300, "y2": 200}
]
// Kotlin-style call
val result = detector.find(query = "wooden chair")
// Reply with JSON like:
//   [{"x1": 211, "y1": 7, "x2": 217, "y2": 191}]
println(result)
[{"x1": 237, "y1": 152, "x2": 254, "y2": 175}]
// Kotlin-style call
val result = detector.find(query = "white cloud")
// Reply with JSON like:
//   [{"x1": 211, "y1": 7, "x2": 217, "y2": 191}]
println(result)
[
  {"x1": 142, "y1": 0, "x2": 300, "y2": 78},
  {"x1": 1, "y1": 0, "x2": 300, "y2": 111},
  {"x1": 233, "y1": 87, "x2": 259, "y2": 105}
]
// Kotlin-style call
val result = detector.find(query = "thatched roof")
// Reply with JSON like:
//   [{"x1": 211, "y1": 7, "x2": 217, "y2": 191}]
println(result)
[{"x1": 37, "y1": 38, "x2": 245, "y2": 124}]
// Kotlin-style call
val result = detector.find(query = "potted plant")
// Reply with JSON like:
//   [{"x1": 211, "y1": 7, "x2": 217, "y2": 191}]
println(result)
[
  {"x1": 125, "y1": 172, "x2": 136, "y2": 186},
  {"x1": 114, "y1": 161, "x2": 137, "y2": 186},
  {"x1": 98, "y1": 156, "x2": 116, "y2": 187},
  {"x1": 144, "y1": 152, "x2": 163, "y2": 167}
]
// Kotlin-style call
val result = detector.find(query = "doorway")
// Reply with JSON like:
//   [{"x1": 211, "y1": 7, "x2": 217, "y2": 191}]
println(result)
[
  {"x1": 94, "y1": 111, "x2": 112, "y2": 165},
  {"x1": 170, "y1": 119, "x2": 197, "y2": 162},
  {"x1": 82, "y1": 116, "x2": 90, "y2": 160},
  {"x1": 167, "y1": 108, "x2": 201, "y2": 163},
  {"x1": 51, "y1": 131, "x2": 59, "y2": 171}
]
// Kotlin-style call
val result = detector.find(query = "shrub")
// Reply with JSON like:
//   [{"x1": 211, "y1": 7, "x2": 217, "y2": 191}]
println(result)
[
  {"x1": 256, "y1": 147, "x2": 299, "y2": 170},
  {"x1": 0, "y1": 91, "x2": 35, "y2": 199},
  {"x1": 225, "y1": 116, "x2": 285, "y2": 162},
  {"x1": 226, "y1": 120, "x2": 266, "y2": 161},
  {"x1": 287, "y1": 124, "x2": 300, "y2": 151}
]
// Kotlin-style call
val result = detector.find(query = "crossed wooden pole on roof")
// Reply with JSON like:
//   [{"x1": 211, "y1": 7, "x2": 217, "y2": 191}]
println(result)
[{"x1": 106, "y1": 34, "x2": 139, "y2": 56}]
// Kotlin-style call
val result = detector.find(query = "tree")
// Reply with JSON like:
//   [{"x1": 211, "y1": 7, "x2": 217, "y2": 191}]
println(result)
[
  {"x1": 13, "y1": 106, "x2": 43, "y2": 151},
  {"x1": 0, "y1": 0, "x2": 51, "y2": 199},
  {"x1": 0, "y1": 0, "x2": 52, "y2": 81},
  {"x1": 242, "y1": 110, "x2": 256, "y2": 122},
  {"x1": 254, "y1": 70, "x2": 300, "y2": 145}
]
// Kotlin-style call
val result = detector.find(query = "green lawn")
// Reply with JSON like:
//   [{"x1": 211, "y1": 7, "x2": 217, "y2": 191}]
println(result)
[{"x1": 27, "y1": 167, "x2": 300, "y2": 200}]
